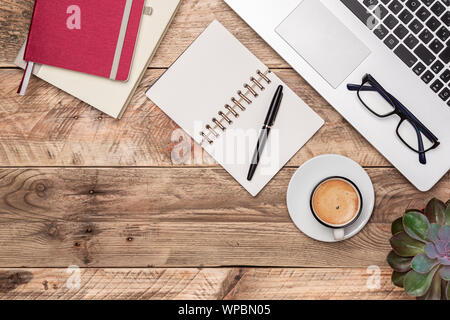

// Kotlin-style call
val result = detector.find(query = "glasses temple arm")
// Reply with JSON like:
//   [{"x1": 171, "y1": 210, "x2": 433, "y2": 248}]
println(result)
[
  {"x1": 347, "y1": 84, "x2": 376, "y2": 91},
  {"x1": 387, "y1": 93, "x2": 438, "y2": 142},
  {"x1": 410, "y1": 121, "x2": 427, "y2": 165}
]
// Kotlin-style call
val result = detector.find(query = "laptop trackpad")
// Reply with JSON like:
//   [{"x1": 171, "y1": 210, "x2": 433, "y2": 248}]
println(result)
[{"x1": 275, "y1": 0, "x2": 371, "y2": 88}]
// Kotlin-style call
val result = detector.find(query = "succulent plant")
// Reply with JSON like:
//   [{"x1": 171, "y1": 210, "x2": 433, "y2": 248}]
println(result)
[{"x1": 387, "y1": 198, "x2": 450, "y2": 300}]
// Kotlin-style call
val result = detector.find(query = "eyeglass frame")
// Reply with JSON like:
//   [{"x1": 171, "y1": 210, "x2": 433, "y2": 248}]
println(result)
[{"x1": 347, "y1": 74, "x2": 440, "y2": 165}]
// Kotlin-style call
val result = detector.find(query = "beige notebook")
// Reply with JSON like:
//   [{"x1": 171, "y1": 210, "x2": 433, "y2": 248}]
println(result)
[
  {"x1": 15, "y1": 0, "x2": 181, "y2": 119},
  {"x1": 146, "y1": 21, "x2": 324, "y2": 196}
]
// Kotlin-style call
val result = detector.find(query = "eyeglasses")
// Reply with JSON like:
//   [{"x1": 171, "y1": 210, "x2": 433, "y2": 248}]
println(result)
[{"x1": 347, "y1": 74, "x2": 440, "y2": 165}]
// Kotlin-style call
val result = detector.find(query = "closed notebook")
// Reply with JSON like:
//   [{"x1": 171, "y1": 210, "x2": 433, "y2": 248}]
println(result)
[
  {"x1": 24, "y1": 0, "x2": 145, "y2": 81},
  {"x1": 146, "y1": 21, "x2": 324, "y2": 196},
  {"x1": 15, "y1": 0, "x2": 182, "y2": 118}
]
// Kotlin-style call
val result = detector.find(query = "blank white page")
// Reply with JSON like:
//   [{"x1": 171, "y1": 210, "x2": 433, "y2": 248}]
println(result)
[{"x1": 147, "y1": 20, "x2": 324, "y2": 196}]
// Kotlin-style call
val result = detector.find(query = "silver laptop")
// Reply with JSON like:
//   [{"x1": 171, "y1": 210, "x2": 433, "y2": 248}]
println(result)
[{"x1": 225, "y1": 0, "x2": 450, "y2": 191}]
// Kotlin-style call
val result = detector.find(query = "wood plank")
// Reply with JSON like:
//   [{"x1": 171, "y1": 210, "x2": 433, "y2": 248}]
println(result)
[
  {"x1": 0, "y1": 0, "x2": 33, "y2": 67},
  {"x1": 0, "y1": 168, "x2": 447, "y2": 267},
  {"x1": 0, "y1": 68, "x2": 389, "y2": 166},
  {"x1": 0, "y1": 168, "x2": 447, "y2": 223},
  {"x1": 0, "y1": 0, "x2": 288, "y2": 68},
  {"x1": 0, "y1": 220, "x2": 391, "y2": 268},
  {"x1": 0, "y1": 268, "x2": 410, "y2": 300}
]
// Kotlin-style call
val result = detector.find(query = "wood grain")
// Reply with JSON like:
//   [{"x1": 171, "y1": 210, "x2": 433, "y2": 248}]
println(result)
[
  {"x1": 0, "y1": 168, "x2": 447, "y2": 223},
  {"x1": 0, "y1": 268, "x2": 411, "y2": 300},
  {"x1": 0, "y1": 0, "x2": 288, "y2": 68},
  {"x1": 0, "y1": 68, "x2": 389, "y2": 166},
  {"x1": 0, "y1": 220, "x2": 391, "y2": 268},
  {"x1": 0, "y1": 0, "x2": 448, "y2": 300},
  {"x1": 0, "y1": 168, "x2": 447, "y2": 268},
  {"x1": 0, "y1": 0, "x2": 390, "y2": 167}
]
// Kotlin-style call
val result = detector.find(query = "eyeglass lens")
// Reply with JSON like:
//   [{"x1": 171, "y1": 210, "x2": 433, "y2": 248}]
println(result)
[
  {"x1": 358, "y1": 82, "x2": 395, "y2": 116},
  {"x1": 397, "y1": 119, "x2": 435, "y2": 153}
]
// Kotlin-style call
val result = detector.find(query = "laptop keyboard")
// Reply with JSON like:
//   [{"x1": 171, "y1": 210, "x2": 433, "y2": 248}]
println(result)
[{"x1": 341, "y1": 0, "x2": 450, "y2": 107}]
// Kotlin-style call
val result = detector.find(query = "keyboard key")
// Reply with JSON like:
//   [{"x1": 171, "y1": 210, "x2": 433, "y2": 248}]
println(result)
[
  {"x1": 374, "y1": 5, "x2": 389, "y2": 20},
  {"x1": 431, "y1": 60, "x2": 444, "y2": 73},
  {"x1": 384, "y1": 14, "x2": 400, "y2": 29},
  {"x1": 431, "y1": 79, "x2": 444, "y2": 92},
  {"x1": 439, "y1": 46, "x2": 450, "y2": 64},
  {"x1": 416, "y1": 6, "x2": 431, "y2": 21},
  {"x1": 394, "y1": 44, "x2": 419, "y2": 66},
  {"x1": 439, "y1": 88, "x2": 450, "y2": 101},
  {"x1": 436, "y1": 26, "x2": 450, "y2": 42},
  {"x1": 429, "y1": 39, "x2": 444, "y2": 54},
  {"x1": 389, "y1": 0, "x2": 404, "y2": 14},
  {"x1": 405, "y1": 34, "x2": 420, "y2": 48},
  {"x1": 420, "y1": 0, "x2": 435, "y2": 6},
  {"x1": 413, "y1": 62, "x2": 426, "y2": 75},
  {"x1": 374, "y1": 24, "x2": 389, "y2": 39},
  {"x1": 409, "y1": 19, "x2": 424, "y2": 33},
  {"x1": 442, "y1": 0, "x2": 450, "y2": 5},
  {"x1": 440, "y1": 69, "x2": 450, "y2": 83},
  {"x1": 426, "y1": 16, "x2": 441, "y2": 31},
  {"x1": 384, "y1": 34, "x2": 400, "y2": 49},
  {"x1": 421, "y1": 70, "x2": 434, "y2": 83},
  {"x1": 363, "y1": 0, "x2": 379, "y2": 7},
  {"x1": 398, "y1": 9, "x2": 414, "y2": 24},
  {"x1": 415, "y1": 44, "x2": 436, "y2": 65},
  {"x1": 406, "y1": 0, "x2": 421, "y2": 11},
  {"x1": 341, "y1": 0, "x2": 379, "y2": 30},
  {"x1": 442, "y1": 12, "x2": 450, "y2": 27},
  {"x1": 419, "y1": 29, "x2": 433, "y2": 44},
  {"x1": 430, "y1": 2, "x2": 445, "y2": 16},
  {"x1": 394, "y1": 24, "x2": 409, "y2": 38}
]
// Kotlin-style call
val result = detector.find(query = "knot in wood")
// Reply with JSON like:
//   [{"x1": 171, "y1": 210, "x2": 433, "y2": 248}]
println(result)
[{"x1": 36, "y1": 183, "x2": 46, "y2": 192}]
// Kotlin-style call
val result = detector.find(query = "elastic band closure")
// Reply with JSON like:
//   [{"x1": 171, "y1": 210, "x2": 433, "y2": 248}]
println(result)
[{"x1": 110, "y1": 0, "x2": 133, "y2": 80}]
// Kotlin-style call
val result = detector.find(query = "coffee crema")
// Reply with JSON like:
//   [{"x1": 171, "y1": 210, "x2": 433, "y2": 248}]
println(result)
[{"x1": 312, "y1": 178, "x2": 360, "y2": 226}]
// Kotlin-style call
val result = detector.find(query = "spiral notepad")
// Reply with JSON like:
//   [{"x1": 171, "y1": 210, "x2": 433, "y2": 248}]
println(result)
[{"x1": 146, "y1": 20, "x2": 324, "y2": 196}]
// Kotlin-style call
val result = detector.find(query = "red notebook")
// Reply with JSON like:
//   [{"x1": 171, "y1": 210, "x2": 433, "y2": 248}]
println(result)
[{"x1": 19, "y1": 0, "x2": 145, "y2": 94}]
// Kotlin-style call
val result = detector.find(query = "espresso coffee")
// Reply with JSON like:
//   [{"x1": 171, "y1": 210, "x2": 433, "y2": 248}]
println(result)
[{"x1": 311, "y1": 178, "x2": 361, "y2": 226}]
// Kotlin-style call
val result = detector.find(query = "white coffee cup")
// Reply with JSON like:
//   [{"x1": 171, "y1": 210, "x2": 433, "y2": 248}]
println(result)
[{"x1": 310, "y1": 176, "x2": 363, "y2": 240}]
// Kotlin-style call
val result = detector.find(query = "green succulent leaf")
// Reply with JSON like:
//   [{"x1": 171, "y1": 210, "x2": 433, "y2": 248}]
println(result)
[
  {"x1": 441, "y1": 280, "x2": 447, "y2": 300},
  {"x1": 424, "y1": 242, "x2": 440, "y2": 260},
  {"x1": 446, "y1": 202, "x2": 450, "y2": 225},
  {"x1": 404, "y1": 267, "x2": 439, "y2": 297},
  {"x1": 418, "y1": 272, "x2": 442, "y2": 300},
  {"x1": 387, "y1": 250, "x2": 412, "y2": 272},
  {"x1": 391, "y1": 271, "x2": 407, "y2": 288},
  {"x1": 438, "y1": 225, "x2": 450, "y2": 241},
  {"x1": 403, "y1": 210, "x2": 430, "y2": 242},
  {"x1": 428, "y1": 223, "x2": 440, "y2": 242},
  {"x1": 411, "y1": 253, "x2": 439, "y2": 274},
  {"x1": 440, "y1": 266, "x2": 450, "y2": 281},
  {"x1": 391, "y1": 217, "x2": 404, "y2": 235},
  {"x1": 390, "y1": 232, "x2": 425, "y2": 257},
  {"x1": 424, "y1": 198, "x2": 446, "y2": 225}
]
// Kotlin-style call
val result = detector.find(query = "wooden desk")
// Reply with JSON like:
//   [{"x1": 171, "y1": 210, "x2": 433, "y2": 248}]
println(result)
[{"x1": 0, "y1": 0, "x2": 447, "y2": 300}]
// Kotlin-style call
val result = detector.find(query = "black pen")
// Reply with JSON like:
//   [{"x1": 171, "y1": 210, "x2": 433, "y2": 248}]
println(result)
[{"x1": 247, "y1": 85, "x2": 284, "y2": 181}]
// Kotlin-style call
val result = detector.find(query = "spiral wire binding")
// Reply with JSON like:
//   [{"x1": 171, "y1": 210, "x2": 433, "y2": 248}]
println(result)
[{"x1": 200, "y1": 69, "x2": 272, "y2": 145}]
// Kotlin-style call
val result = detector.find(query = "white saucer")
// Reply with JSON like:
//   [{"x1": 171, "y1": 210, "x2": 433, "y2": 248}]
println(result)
[{"x1": 287, "y1": 154, "x2": 375, "y2": 242}]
